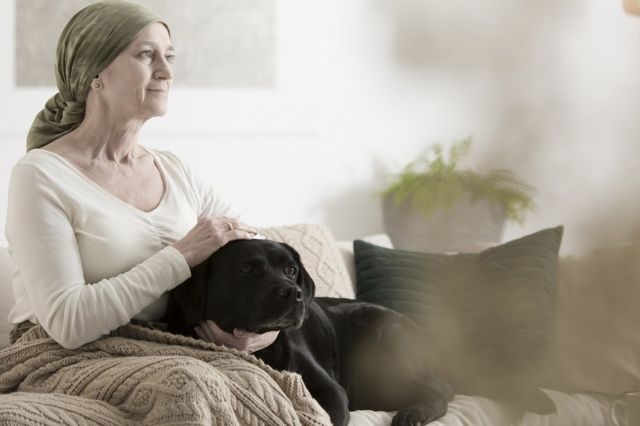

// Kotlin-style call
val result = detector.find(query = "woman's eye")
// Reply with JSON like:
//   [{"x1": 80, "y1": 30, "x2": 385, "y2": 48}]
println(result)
[
  {"x1": 166, "y1": 55, "x2": 176, "y2": 64},
  {"x1": 240, "y1": 266, "x2": 253, "y2": 274},
  {"x1": 138, "y1": 50, "x2": 153, "y2": 59},
  {"x1": 285, "y1": 266, "x2": 297, "y2": 277}
]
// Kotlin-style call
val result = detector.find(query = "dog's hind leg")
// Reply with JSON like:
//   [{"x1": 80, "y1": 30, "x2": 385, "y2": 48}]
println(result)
[
  {"x1": 391, "y1": 379, "x2": 451, "y2": 426},
  {"x1": 392, "y1": 403, "x2": 441, "y2": 426}
]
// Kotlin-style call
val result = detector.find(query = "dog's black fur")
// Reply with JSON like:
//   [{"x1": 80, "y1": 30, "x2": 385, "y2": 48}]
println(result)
[{"x1": 165, "y1": 239, "x2": 453, "y2": 426}]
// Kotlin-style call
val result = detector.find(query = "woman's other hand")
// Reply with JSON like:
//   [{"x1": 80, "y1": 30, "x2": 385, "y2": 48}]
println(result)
[
  {"x1": 195, "y1": 319, "x2": 280, "y2": 353},
  {"x1": 172, "y1": 216, "x2": 258, "y2": 267}
]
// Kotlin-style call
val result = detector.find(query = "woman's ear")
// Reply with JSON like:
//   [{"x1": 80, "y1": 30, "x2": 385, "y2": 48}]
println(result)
[{"x1": 91, "y1": 75, "x2": 103, "y2": 89}]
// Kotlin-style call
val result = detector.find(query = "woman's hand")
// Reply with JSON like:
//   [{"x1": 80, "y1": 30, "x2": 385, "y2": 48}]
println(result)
[
  {"x1": 195, "y1": 320, "x2": 280, "y2": 353},
  {"x1": 172, "y1": 216, "x2": 258, "y2": 267}
]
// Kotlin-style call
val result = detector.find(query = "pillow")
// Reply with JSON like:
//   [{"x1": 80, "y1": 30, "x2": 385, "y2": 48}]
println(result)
[
  {"x1": 354, "y1": 226, "x2": 564, "y2": 413},
  {"x1": 336, "y1": 233, "x2": 394, "y2": 296},
  {"x1": 551, "y1": 243, "x2": 640, "y2": 394},
  {"x1": 261, "y1": 223, "x2": 353, "y2": 298}
]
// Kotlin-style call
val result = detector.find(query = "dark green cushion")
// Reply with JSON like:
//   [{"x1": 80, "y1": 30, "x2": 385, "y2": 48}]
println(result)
[{"x1": 354, "y1": 226, "x2": 563, "y2": 412}]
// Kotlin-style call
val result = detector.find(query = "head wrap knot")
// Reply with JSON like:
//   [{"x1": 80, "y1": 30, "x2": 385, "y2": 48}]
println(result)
[
  {"x1": 26, "y1": 1, "x2": 168, "y2": 151},
  {"x1": 49, "y1": 93, "x2": 86, "y2": 123}
]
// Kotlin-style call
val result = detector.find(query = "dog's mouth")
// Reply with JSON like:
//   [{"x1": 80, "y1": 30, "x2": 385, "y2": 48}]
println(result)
[{"x1": 243, "y1": 302, "x2": 306, "y2": 333}]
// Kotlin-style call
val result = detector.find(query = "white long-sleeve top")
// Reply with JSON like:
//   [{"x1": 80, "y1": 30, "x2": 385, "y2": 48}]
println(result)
[{"x1": 5, "y1": 147, "x2": 235, "y2": 349}]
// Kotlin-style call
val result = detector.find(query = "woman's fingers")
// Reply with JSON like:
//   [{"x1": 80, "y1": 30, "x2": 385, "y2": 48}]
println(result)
[
  {"x1": 212, "y1": 218, "x2": 259, "y2": 242},
  {"x1": 173, "y1": 216, "x2": 260, "y2": 267},
  {"x1": 195, "y1": 322, "x2": 216, "y2": 342},
  {"x1": 200, "y1": 320, "x2": 249, "y2": 351},
  {"x1": 204, "y1": 319, "x2": 224, "y2": 336},
  {"x1": 197, "y1": 216, "x2": 258, "y2": 236},
  {"x1": 194, "y1": 325, "x2": 205, "y2": 340},
  {"x1": 218, "y1": 218, "x2": 259, "y2": 235}
]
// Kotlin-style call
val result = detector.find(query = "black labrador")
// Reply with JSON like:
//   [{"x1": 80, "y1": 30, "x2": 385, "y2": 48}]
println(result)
[{"x1": 165, "y1": 239, "x2": 453, "y2": 426}]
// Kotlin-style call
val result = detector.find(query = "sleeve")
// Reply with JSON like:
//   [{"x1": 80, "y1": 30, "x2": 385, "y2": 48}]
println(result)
[
  {"x1": 5, "y1": 164, "x2": 191, "y2": 349},
  {"x1": 164, "y1": 150, "x2": 241, "y2": 219}
]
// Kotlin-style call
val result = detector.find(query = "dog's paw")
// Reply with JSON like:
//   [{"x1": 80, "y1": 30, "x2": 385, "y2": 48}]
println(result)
[{"x1": 391, "y1": 405, "x2": 439, "y2": 426}]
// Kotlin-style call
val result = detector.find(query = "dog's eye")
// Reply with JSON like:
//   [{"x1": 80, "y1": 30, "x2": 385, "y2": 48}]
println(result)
[
  {"x1": 285, "y1": 265, "x2": 297, "y2": 277},
  {"x1": 240, "y1": 265, "x2": 254, "y2": 274}
]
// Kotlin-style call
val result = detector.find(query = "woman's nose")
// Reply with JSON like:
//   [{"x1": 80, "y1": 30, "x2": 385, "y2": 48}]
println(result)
[{"x1": 154, "y1": 57, "x2": 173, "y2": 80}]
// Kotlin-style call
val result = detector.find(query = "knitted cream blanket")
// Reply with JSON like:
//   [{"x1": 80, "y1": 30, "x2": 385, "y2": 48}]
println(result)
[{"x1": 0, "y1": 324, "x2": 331, "y2": 426}]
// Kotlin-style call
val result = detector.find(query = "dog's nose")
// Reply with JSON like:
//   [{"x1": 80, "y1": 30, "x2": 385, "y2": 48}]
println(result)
[{"x1": 279, "y1": 286, "x2": 303, "y2": 302}]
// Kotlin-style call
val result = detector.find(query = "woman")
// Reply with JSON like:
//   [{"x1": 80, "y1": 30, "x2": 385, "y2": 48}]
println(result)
[{"x1": 6, "y1": 0, "x2": 278, "y2": 352}]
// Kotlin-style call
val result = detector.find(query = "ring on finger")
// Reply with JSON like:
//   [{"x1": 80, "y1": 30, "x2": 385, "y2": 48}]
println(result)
[{"x1": 226, "y1": 222, "x2": 234, "y2": 231}]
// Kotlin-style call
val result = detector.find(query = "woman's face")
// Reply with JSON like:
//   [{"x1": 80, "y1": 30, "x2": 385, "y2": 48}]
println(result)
[{"x1": 95, "y1": 23, "x2": 175, "y2": 120}]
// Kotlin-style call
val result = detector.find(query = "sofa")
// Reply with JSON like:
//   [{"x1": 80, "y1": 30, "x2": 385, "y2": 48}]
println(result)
[{"x1": 0, "y1": 223, "x2": 629, "y2": 425}]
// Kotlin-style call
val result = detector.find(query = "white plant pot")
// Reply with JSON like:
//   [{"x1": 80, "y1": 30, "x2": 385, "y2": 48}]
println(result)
[{"x1": 382, "y1": 191, "x2": 507, "y2": 253}]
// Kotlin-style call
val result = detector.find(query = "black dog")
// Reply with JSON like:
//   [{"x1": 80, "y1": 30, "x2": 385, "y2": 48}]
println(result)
[{"x1": 165, "y1": 239, "x2": 452, "y2": 426}]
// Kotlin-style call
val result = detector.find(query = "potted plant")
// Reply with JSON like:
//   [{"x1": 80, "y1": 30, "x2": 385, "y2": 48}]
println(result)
[{"x1": 380, "y1": 138, "x2": 535, "y2": 252}]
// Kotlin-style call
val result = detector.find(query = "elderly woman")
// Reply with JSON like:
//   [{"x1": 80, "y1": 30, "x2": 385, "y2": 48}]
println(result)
[{"x1": 6, "y1": 1, "x2": 277, "y2": 352}]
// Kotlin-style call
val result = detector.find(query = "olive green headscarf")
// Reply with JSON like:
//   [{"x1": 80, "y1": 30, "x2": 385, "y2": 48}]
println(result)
[{"x1": 26, "y1": 1, "x2": 169, "y2": 151}]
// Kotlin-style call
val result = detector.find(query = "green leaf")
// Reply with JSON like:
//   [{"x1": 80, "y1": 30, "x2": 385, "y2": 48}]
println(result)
[{"x1": 379, "y1": 138, "x2": 536, "y2": 224}]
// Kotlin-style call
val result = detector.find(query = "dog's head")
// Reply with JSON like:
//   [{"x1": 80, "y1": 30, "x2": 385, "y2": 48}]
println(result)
[{"x1": 170, "y1": 239, "x2": 315, "y2": 334}]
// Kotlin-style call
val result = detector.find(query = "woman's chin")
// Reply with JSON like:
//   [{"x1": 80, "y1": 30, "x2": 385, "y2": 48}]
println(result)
[{"x1": 143, "y1": 105, "x2": 168, "y2": 118}]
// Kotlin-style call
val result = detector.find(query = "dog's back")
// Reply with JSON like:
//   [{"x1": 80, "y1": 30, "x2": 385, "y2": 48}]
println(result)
[{"x1": 255, "y1": 297, "x2": 453, "y2": 416}]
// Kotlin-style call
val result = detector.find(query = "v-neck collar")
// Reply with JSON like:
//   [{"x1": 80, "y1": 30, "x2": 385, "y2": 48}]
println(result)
[{"x1": 35, "y1": 147, "x2": 169, "y2": 215}]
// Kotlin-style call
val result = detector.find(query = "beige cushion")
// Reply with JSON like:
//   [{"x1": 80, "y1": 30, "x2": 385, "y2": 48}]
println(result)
[
  {"x1": 261, "y1": 224, "x2": 353, "y2": 299},
  {"x1": 552, "y1": 243, "x2": 640, "y2": 393},
  {"x1": 0, "y1": 247, "x2": 15, "y2": 349}
]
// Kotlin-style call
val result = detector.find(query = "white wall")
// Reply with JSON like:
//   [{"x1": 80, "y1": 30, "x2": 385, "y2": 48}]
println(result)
[{"x1": 2, "y1": 0, "x2": 640, "y2": 254}]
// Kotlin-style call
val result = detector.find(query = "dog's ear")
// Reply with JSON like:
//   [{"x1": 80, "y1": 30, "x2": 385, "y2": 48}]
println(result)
[
  {"x1": 281, "y1": 242, "x2": 315, "y2": 305},
  {"x1": 299, "y1": 263, "x2": 316, "y2": 306},
  {"x1": 170, "y1": 260, "x2": 209, "y2": 327}
]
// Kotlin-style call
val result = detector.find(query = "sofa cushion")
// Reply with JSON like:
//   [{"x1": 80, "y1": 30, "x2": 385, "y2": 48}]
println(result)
[
  {"x1": 261, "y1": 223, "x2": 353, "y2": 299},
  {"x1": 551, "y1": 243, "x2": 640, "y2": 394},
  {"x1": 354, "y1": 226, "x2": 563, "y2": 412}
]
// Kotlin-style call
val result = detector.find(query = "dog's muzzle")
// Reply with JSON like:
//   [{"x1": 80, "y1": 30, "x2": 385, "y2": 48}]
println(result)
[
  {"x1": 247, "y1": 283, "x2": 306, "y2": 331},
  {"x1": 279, "y1": 285, "x2": 303, "y2": 303}
]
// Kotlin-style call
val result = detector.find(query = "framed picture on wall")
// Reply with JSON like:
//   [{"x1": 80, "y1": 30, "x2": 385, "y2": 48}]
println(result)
[{"x1": 1, "y1": 0, "x2": 322, "y2": 138}]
